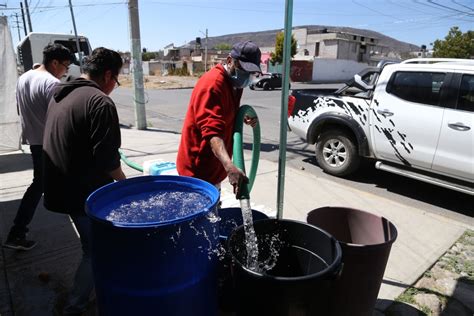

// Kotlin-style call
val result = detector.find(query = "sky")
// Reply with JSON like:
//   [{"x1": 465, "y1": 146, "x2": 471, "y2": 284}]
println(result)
[{"x1": 2, "y1": 0, "x2": 473, "y2": 53}]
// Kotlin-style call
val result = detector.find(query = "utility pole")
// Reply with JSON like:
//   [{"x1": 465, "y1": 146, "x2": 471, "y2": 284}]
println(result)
[
  {"x1": 199, "y1": 28, "x2": 208, "y2": 72},
  {"x1": 24, "y1": 0, "x2": 32, "y2": 33},
  {"x1": 128, "y1": 0, "x2": 147, "y2": 130},
  {"x1": 20, "y1": 2, "x2": 27, "y2": 36},
  {"x1": 68, "y1": 0, "x2": 83, "y2": 70},
  {"x1": 13, "y1": 13, "x2": 21, "y2": 41},
  {"x1": 205, "y1": 28, "x2": 208, "y2": 72}
]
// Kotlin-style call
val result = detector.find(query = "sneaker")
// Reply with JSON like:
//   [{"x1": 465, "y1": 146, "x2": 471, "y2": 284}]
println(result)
[{"x1": 3, "y1": 237, "x2": 37, "y2": 251}]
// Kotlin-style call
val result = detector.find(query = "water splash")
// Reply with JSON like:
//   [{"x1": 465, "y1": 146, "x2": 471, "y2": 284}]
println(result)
[
  {"x1": 105, "y1": 191, "x2": 211, "y2": 223},
  {"x1": 240, "y1": 199, "x2": 260, "y2": 272}
]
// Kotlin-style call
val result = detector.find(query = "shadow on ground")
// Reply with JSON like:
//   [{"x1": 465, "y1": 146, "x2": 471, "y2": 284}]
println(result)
[
  {"x1": 300, "y1": 156, "x2": 473, "y2": 216},
  {"x1": 0, "y1": 199, "x2": 82, "y2": 316},
  {"x1": 0, "y1": 153, "x2": 31, "y2": 174}
]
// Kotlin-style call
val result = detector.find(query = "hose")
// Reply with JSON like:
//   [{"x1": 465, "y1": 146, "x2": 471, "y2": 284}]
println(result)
[
  {"x1": 119, "y1": 149, "x2": 143, "y2": 172},
  {"x1": 233, "y1": 105, "x2": 261, "y2": 200}
]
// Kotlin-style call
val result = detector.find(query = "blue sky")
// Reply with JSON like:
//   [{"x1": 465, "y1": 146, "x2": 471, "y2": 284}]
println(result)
[{"x1": 3, "y1": 0, "x2": 473, "y2": 52}]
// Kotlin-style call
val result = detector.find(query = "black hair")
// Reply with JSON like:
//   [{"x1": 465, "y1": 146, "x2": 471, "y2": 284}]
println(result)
[
  {"x1": 42, "y1": 43, "x2": 72, "y2": 65},
  {"x1": 82, "y1": 47, "x2": 123, "y2": 78}
]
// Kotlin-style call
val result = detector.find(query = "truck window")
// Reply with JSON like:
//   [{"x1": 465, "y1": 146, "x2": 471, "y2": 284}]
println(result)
[
  {"x1": 387, "y1": 71, "x2": 446, "y2": 106},
  {"x1": 54, "y1": 40, "x2": 90, "y2": 66},
  {"x1": 457, "y1": 75, "x2": 474, "y2": 112}
]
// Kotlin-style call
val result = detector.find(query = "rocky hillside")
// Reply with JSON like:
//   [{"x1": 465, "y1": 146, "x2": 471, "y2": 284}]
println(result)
[{"x1": 190, "y1": 25, "x2": 419, "y2": 54}]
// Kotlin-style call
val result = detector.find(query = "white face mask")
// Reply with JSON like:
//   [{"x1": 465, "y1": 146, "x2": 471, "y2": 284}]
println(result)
[{"x1": 224, "y1": 63, "x2": 251, "y2": 88}]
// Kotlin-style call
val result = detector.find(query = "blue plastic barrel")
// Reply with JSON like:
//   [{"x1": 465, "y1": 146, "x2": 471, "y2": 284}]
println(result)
[{"x1": 85, "y1": 176, "x2": 220, "y2": 316}]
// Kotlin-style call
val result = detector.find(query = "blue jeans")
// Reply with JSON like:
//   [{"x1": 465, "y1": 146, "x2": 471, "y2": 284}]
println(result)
[
  {"x1": 9, "y1": 145, "x2": 43, "y2": 239},
  {"x1": 64, "y1": 215, "x2": 94, "y2": 314}
]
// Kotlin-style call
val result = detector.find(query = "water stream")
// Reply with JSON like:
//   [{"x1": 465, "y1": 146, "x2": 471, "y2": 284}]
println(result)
[{"x1": 239, "y1": 198, "x2": 260, "y2": 272}]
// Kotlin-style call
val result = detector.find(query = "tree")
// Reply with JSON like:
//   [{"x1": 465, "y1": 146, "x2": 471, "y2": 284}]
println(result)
[
  {"x1": 270, "y1": 32, "x2": 297, "y2": 65},
  {"x1": 214, "y1": 43, "x2": 232, "y2": 51},
  {"x1": 432, "y1": 27, "x2": 474, "y2": 59},
  {"x1": 142, "y1": 51, "x2": 158, "y2": 61}
]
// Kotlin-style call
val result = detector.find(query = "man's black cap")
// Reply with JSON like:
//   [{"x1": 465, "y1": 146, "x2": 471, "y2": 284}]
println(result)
[{"x1": 230, "y1": 41, "x2": 262, "y2": 73}]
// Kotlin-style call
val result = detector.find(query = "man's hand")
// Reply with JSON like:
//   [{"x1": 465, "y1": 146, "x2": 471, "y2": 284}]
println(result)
[
  {"x1": 243, "y1": 115, "x2": 258, "y2": 128},
  {"x1": 226, "y1": 164, "x2": 249, "y2": 197},
  {"x1": 109, "y1": 166, "x2": 126, "y2": 181}
]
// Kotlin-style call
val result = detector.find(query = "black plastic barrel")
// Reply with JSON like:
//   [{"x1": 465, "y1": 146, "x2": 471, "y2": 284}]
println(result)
[
  {"x1": 307, "y1": 207, "x2": 398, "y2": 316},
  {"x1": 217, "y1": 207, "x2": 269, "y2": 311},
  {"x1": 218, "y1": 207, "x2": 269, "y2": 242},
  {"x1": 228, "y1": 219, "x2": 342, "y2": 316},
  {"x1": 85, "y1": 176, "x2": 220, "y2": 316}
]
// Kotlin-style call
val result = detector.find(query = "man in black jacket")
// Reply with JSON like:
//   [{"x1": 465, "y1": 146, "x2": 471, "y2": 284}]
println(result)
[{"x1": 43, "y1": 47, "x2": 125, "y2": 315}]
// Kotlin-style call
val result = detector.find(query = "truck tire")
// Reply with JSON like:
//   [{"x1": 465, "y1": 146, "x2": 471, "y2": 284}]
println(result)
[
  {"x1": 315, "y1": 129, "x2": 360, "y2": 177},
  {"x1": 263, "y1": 82, "x2": 270, "y2": 90}
]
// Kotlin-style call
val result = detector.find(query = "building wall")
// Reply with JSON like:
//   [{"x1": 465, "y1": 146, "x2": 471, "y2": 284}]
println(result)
[
  {"x1": 320, "y1": 40, "x2": 338, "y2": 58},
  {"x1": 312, "y1": 58, "x2": 368, "y2": 83},
  {"x1": 293, "y1": 28, "x2": 308, "y2": 46}
]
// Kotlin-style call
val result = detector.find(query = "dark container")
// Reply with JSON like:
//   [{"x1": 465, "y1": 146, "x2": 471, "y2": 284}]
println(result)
[
  {"x1": 217, "y1": 207, "x2": 269, "y2": 311},
  {"x1": 218, "y1": 207, "x2": 269, "y2": 241},
  {"x1": 228, "y1": 219, "x2": 342, "y2": 316},
  {"x1": 85, "y1": 176, "x2": 220, "y2": 316},
  {"x1": 307, "y1": 207, "x2": 398, "y2": 316}
]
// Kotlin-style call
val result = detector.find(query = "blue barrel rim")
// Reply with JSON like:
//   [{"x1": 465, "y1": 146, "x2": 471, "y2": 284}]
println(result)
[
  {"x1": 85, "y1": 175, "x2": 220, "y2": 228},
  {"x1": 228, "y1": 218, "x2": 342, "y2": 282}
]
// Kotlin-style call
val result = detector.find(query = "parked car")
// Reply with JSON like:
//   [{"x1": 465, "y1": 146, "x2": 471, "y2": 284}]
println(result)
[
  {"x1": 249, "y1": 73, "x2": 283, "y2": 90},
  {"x1": 287, "y1": 58, "x2": 474, "y2": 195}
]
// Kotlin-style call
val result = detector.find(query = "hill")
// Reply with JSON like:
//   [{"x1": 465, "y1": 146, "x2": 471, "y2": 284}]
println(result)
[{"x1": 189, "y1": 25, "x2": 419, "y2": 54}]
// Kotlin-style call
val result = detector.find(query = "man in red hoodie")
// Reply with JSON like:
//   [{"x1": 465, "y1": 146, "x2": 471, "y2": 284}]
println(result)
[{"x1": 177, "y1": 41, "x2": 261, "y2": 196}]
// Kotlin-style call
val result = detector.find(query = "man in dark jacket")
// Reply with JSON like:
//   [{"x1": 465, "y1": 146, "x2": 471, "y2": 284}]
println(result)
[{"x1": 43, "y1": 47, "x2": 125, "y2": 315}]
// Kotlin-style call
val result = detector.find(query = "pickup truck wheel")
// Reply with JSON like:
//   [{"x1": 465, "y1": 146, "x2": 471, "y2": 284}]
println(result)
[{"x1": 315, "y1": 130, "x2": 360, "y2": 176}]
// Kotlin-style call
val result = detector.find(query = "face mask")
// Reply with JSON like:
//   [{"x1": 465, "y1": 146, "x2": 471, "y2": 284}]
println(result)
[{"x1": 230, "y1": 67, "x2": 251, "y2": 89}]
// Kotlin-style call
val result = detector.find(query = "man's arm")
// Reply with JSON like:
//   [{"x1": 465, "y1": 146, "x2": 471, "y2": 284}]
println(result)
[
  {"x1": 209, "y1": 136, "x2": 247, "y2": 196},
  {"x1": 108, "y1": 166, "x2": 126, "y2": 181}
]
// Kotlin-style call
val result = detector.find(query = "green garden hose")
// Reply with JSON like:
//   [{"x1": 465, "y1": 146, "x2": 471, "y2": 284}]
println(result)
[
  {"x1": 119, "y1": 149, "x2": 143, "y2": 172},
  {"x1": 233, "y1": 104, "x2": 261, "y2": 200}
]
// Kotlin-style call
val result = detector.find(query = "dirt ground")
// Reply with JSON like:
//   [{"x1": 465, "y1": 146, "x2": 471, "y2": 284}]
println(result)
[{"x1": 118, "y1": 74, "x2": 198, "y2": 89}]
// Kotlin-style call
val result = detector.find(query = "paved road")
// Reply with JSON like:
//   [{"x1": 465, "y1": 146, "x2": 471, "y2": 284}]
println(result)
[{"x1": 111, "y1": 86, "x2": 473, "y2": 227}]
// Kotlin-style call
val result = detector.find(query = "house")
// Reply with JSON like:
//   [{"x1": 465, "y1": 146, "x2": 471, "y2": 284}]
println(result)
[{"x1": 292, "y1": 27, "x2": 389, "y2": 64}]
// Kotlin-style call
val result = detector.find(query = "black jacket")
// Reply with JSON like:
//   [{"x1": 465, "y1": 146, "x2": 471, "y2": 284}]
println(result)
[{"x1": 43, "y1": 77, "x2": 121, "y2": 215}]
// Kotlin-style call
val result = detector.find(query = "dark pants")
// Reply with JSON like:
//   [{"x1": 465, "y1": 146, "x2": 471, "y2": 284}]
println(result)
[
  {"x1": 64, "y1": 215, "x2": 94, "y2": 314},
  {"x1": 9, "y1": 145, "x2": 43, "y2": 239}
]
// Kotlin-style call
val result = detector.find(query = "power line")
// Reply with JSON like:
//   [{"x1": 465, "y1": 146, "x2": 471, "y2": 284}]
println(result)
[
  {"x1": 351, "y1": 0, "x2": 402, "y2": 21},
  {"x1": 427, "y1": 0, "x2": 474, "y2": 16},
  {"x1": 10, "y1": 13, "x2": 22, "y2": 41},
  {"x1": 451, "y1": 0, "x2": 474, "y2": 11}
]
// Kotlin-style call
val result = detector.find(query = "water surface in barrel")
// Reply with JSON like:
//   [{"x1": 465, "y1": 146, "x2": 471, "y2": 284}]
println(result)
[{"x1": 105, "y1": 190, "x2": 211, "y2": 224}]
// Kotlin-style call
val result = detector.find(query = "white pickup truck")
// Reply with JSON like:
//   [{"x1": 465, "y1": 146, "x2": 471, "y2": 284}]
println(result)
[{"x1": 288, "y1": 58, "x2": 474, "y2": 195}]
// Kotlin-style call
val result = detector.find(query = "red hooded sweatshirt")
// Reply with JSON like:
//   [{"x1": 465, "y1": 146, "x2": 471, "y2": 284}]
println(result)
[{"x1": 177, "y1": 64, "x2": 242, "y2": 185}]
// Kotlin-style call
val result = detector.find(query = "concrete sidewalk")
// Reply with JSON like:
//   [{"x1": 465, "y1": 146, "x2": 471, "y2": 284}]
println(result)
[{"x1": 0, "y1": 127, "x2": 470, "y2": 315}]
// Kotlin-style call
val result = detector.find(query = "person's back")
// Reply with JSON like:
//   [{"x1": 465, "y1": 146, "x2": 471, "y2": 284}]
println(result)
[
  {"x1": 3, "y1": 43, "x2": 71, "y2": 251},
  {"x1": 43, "y1": 77, "x2": 121, "y2": 214},
  {"x1": 42, "y1": 47, "x2": 125, "y2": 315},
  {"x1": 17, "y1": 69, "x2": 60, "y2": 145}
]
